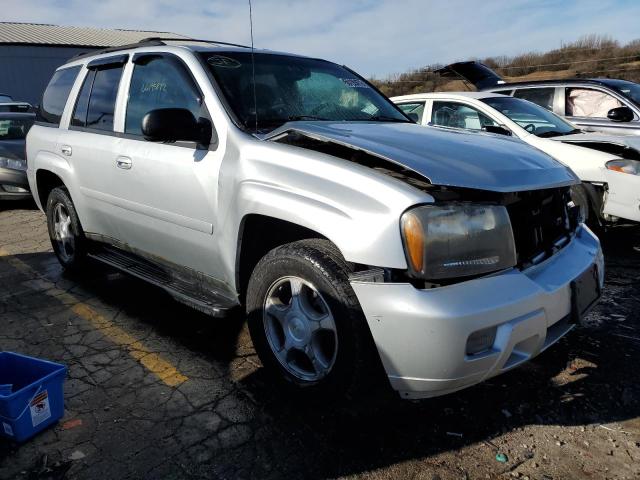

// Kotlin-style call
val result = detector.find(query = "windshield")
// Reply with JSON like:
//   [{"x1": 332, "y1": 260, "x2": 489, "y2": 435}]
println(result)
[
  {"x1": 481, "y1": 96, "x2": 578, "y2": 137},
  {"x1": 0, "y1": 95, "x2": 12, "y2": 103},
  {"x1": 0, "y1": 117, "x2": 34, "y2": 140},
  {"x1": 200, "y1": 52, "x2": 409, "y2": 132}
]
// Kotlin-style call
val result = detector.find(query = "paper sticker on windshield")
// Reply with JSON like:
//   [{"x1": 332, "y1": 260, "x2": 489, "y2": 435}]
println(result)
[
  {"x1": 207, "y1": 55, "x2": 242, "y2": 69},
  {"x1": 341, "y1": 78, "x2": 369, "y2": 88}
]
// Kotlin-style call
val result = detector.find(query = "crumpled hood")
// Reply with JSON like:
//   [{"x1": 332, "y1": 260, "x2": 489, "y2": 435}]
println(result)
[
  {"x1": 265, "y1": 121, "x2": 577, "y2": 192},
  {"x1": 559, "y1": 131, "x2": 640, "y2": 150}
]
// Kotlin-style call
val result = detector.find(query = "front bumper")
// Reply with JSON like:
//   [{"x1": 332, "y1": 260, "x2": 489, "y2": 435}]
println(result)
[
  {"x1": 351, "y1": 225, "x2": 604, "y2": 400},
  {"x1": 0, "y1": 167, "x2": 30, "y2": 200}
]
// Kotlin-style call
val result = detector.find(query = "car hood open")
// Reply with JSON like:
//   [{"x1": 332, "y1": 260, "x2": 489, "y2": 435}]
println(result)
[
  {"x1": 265, "y1": 121, "x2": 577, "y2": 193},
  {"x1": 435, "y1": 61, "x2": 506, "y2": 90}
]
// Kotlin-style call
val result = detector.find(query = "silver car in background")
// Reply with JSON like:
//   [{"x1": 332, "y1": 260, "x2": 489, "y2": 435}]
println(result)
[
  {"x1": 27, "y1": 39, "x2": 603, "y2": 400},
  {"x1": 438, "y1": 61, "x2": 640, "y2": 135}
]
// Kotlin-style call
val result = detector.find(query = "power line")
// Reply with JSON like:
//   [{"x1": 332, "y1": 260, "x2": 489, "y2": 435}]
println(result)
[
  {"x1": 378, "y1": 67, "x2": 640, "y2": 85},
  {"x1": 495, "y1": 54, "x2": 640, "y2": 71}
]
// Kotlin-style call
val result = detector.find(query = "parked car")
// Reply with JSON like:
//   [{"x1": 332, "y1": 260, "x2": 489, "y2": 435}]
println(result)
[
  {"x1": 392, "y1": 92, "x2": 640, "y2": 226},
  {"x1": 27, "y1": 39, "x2": 603, "y2": 400},
  {"x1": 0, "y1": 99, "x2": 32, "y2": 113},
  {"x1": 438, "y1": 61, "x2": 640, "y2": 135},
  {"x1": 0, "y1": 111, "x2": 35, "y2": 200}
]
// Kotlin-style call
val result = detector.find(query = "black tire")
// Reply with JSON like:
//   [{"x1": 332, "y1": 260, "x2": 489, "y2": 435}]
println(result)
[
  {"x1": 46, "y1": 187, "x2": 88, "y2": 271},
  {"x1": 246, "y1": 239, "x2": 382, "y2": 400}
]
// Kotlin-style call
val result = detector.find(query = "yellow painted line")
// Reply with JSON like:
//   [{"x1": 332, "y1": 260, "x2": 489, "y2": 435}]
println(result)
[{"x1": 0, "y1": 247, "x2": 188, "y2": 387}]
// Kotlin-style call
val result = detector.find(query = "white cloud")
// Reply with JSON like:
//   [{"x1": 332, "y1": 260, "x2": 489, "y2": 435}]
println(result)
[{"x1": 3, "y1": 0, "x2": 640, "y2": 77}]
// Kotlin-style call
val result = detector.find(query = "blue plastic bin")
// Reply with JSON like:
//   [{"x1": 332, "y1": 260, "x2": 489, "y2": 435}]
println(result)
[{"x1": 0, "y1": 352, "x2": 67, "y2": 443}]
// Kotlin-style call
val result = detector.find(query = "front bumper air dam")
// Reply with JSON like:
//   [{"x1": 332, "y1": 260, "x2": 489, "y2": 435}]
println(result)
[{"x1": 351, "y1": 225, "x2": 604, "y2": 400}]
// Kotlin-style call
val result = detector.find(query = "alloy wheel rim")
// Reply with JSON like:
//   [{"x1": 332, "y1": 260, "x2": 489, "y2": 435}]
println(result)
[
  {"x1": 53, "y1": 203, "x2": 74, "y2": 262},
  {"x1": 262, "y1": 276, "x2": 338, "y2": 382}
]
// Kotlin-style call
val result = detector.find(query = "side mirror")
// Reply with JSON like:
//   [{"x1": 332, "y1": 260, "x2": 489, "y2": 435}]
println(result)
[
  {"x1": 141, "y1": 108, "x2": 212, "y2": 145},
  {"x1": 483, "y1": 125, "x2": 512, "y2": 136},
  {"x1": 607, "y1": 106, "x2": 634, "y2": 123}
]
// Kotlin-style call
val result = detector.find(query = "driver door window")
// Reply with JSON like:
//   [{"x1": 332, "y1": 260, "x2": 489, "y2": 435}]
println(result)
[
  {"x1": 431, "y1": 101, "x2": 498, "y2": 131},
  {"x1": 125, "y1": 56, "x2": 206, "y2": 136},
  {"x1": 565, "y1": 88, "x2": 622, "y2": 118}
]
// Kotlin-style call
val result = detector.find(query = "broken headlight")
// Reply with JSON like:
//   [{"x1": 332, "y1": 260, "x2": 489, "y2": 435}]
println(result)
[
  {"x1": 606, "y1": 159, "x2": 640, "y2": 176},
  {"x1": 400, "y1": 204, "x2": 517, "y2": 280}
]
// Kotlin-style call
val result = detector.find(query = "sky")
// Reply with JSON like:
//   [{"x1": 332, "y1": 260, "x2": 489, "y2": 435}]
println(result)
[{"x1": 4, "y1": 0, "x2": 640, "y2": 78}]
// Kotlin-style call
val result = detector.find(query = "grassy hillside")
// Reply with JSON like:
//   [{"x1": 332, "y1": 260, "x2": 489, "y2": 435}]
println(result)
[{"x1": 373, "y1": 35, "x2": 640, "y2": 97}]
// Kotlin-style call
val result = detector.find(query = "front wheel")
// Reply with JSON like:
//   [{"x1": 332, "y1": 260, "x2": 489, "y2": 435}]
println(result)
[
  {"x1": 246, "y1": 239, "x2": 380, "y2": 399},
  {"x1": 46, "y1": 187, "x2": 88, "y2": 271}
]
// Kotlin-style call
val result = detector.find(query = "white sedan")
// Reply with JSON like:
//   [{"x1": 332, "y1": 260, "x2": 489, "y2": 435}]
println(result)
[{"x1": 392, "y1": 92, "x2": 640, "y2": 225}]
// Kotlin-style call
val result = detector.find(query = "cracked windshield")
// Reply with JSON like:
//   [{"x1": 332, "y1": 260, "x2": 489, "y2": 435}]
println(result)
[{"x1": 201, "y1": 52, "x2": 408, "y2": 132}]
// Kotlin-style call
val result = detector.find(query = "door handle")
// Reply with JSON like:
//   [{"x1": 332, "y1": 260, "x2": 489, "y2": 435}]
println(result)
[
  {"x1": 61, "y1": 145, "x2": 72, "y2": 156},
  {"x1": 116, "y1": 156, "x2": 132, "y2": 170}
]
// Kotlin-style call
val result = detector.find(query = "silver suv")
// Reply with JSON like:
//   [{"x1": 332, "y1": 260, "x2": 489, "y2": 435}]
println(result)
[{"x1": 27, "y1": 39, "x2": 603, "y2": 400}]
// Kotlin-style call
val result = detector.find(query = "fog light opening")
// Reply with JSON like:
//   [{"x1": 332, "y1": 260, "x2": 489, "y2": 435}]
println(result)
[{"x1": 466, "y1": 326, "x2": 497, "y2": 355}]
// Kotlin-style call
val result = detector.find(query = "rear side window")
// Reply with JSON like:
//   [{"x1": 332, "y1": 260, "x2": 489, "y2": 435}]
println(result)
[
  {"x1": 125, "y1": 55, "x2": 204, "y2": 136},
  {"x1": 37, "y1": 66, "x2": 81, "y2": 125},
  {"x1": 71, "y1": 70, "x2": 96, "y2": 127},
  {"x1": 513, "y1": 87, "x2": 555, "y2": 110},
  {"x1": 84, "y1": 66, "x2": 124, "y2": 131}
]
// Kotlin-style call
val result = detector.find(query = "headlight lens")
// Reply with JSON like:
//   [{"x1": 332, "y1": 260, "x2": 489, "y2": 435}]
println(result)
[
  {"x1": 0, "y1": 156, "x2": 27, "y2": 171},
  {"x1": 401, "y1": 204, "x2": 517, "y2": 280},
  {"x1": 606, "y1": 159, "x2": 640, "y2": 175}
]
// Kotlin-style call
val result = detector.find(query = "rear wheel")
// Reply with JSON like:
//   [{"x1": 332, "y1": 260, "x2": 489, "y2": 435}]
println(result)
[
  {"x1": 46, "y1": 187, "x2": 88, "y2": 271},
  {"x1": 246, "y1": 239, "x2": 380, "y2": 399}
]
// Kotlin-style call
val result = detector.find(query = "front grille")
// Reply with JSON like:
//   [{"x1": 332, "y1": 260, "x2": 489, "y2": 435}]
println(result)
[{"x1": 506, "y1": 187, "x2": 576, "y2": 267}]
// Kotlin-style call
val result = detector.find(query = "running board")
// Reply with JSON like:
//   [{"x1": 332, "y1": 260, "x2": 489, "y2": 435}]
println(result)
[{"x1": 88, "y1": 247, "x2": 238, "y2": 317}]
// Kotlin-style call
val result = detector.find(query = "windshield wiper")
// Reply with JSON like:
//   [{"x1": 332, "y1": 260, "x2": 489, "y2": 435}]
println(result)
[
  {"x1": 246, "y1": 115, "x2": 331, "y2": 133},
  {"x1": 364, "y1": 114, "x2": 411, "y2": 123},
  {"x1": 538, "y1": 128, "x2": 582, "y2": 138},
  {"x1": 287, "y1": 115, "x2": 330, "y2": 121},
  {"x1": 537, "y1": 130, "x2": 566, "y2": 138}
]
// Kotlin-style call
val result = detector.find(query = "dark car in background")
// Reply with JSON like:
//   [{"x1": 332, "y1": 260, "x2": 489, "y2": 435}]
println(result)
[
  {"x1": 438, "y1": 61, "x2": 640, "y2": 135},
  {"x1": 0, "y1": 112, "x2": 35, "y2": 200}
]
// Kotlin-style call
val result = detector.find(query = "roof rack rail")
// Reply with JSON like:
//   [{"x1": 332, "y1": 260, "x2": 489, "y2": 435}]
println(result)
[
  {"x1": 139, "y1": 37, "x2": 251, "y2": 49},
  {"x1": 69, "y1": 37, "x2": 250, "y2": 62},
  {"x1": 70, "y1": 38, "x2": 165, "y2": 60}
]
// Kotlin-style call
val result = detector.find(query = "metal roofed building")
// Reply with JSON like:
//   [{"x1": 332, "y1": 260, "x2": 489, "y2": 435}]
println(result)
[{"x1": 0, "y1": 22, "x2": 187, "y2": 104}]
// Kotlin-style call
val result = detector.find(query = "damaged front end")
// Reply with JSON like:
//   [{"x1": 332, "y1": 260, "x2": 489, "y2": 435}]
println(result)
[
  {"x1": 268, "y1": 123, "x2": 581, "y2": 286},
  {"x1": 396, "y1": 185, "x2": 581, "y2": 286}
]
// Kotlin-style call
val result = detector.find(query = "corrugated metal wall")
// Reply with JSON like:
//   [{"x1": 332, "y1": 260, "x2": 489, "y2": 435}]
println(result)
[{"x1": 0, "y1": 45, "x2": 99, "y2": 105}]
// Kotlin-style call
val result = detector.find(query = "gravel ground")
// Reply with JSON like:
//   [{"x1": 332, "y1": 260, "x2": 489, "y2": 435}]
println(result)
[{"x1": 0, "y1": 200, "x2": 638, "y2": 480}]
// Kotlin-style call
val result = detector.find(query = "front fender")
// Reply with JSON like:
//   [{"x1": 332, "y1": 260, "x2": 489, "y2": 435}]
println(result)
[{"x1": 221, "y1": 142, "x2": 433, "y2": 282}]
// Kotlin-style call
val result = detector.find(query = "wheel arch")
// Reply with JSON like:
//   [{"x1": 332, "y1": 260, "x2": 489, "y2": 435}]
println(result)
[
  {"x1": 35, "y1": 169, "x2": 66, "y2": 209},
  {"x1": 235, "y1": 214, "x2": 332, "y2": 302}
]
